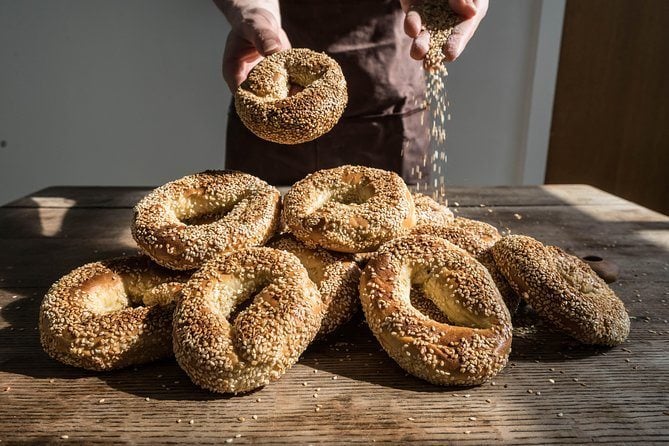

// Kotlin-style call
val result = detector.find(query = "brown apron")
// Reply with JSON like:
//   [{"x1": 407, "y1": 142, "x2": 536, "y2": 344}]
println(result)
[{"x1": 225, "y1": 0, "x2": 428, "y2": 185}]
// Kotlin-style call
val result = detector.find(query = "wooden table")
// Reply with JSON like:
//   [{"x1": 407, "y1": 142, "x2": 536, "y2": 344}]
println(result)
[{"x1": 1, "y1": 185, "x2": 668, "y2": 444}]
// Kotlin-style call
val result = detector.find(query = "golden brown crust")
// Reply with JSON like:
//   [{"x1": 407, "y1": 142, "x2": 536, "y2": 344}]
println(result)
[
  {"x1": 413, "y1": 193, "x2": 454, "y2": 227},
  {"x1": 234, "y1": 48, "x2": 348, "y2": 144},
  {"x1": 282, "y1": 165, "x2": 417, "y2": 253},
  {"x1": 39, "y1": 256, "x2": 190, "y2": 371},
  {"x1": 268, "y1": 234, "x2": 361, "y2": 338},
  {"x1": 359, "y1": 235, "x2": 512, "y2": 386},
  {"x1": 173, "y1": 247, "x2": 324, "y2": 394},
  {"x1": 411, "y1": 219, "x2": 520, "y2": 313},
  {"x1": 492, "y1": 235, "x2": 630, "y2": 346},
  {"x1": 132, "y1": 170, "x2": 280, "y2": 270}
]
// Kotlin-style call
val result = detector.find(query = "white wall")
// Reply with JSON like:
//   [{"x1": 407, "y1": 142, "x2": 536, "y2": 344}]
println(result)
[{"x1": 0, "y1": 0, "x2": 564, "y2": 205}]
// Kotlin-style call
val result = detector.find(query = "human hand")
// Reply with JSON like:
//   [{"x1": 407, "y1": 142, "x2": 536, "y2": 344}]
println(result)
[
  {"x1": 222, "y1": 7, "x2": 291, "y2": 91},
  {"x1": 401, "y1": 0, "x2": 488, "y2": 63}
]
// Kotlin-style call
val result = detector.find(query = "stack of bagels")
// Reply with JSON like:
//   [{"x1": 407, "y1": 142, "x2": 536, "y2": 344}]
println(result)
[{"x1": 39, "y1": 165, "x2": 630, "y2": 394}]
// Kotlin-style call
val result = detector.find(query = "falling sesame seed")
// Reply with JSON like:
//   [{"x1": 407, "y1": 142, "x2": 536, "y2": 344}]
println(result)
[
  {"x1": 145, "y1": 397, "x2": 150, "y2": 402},
  {"x1": 549, "y1": 379, "x2": 555, "y2": 384},
  {"x1": 408, "y1": 417, "x2": 415, "y2": 421},
  {"x1": 235, "y1": 434, "x2": 242, "y2": 438},
  {"x1": 252, "y1": 415, "x2": 258, "y2": 420},
  {"x1": 225, "y1": 439, "x2": 233, "y2": 444},
  {"x1": 557, "y1": 413, "x2": 564, "y2": 418},
  {"x1": 98, "y1": 399, "x2": 105, "y2": 403},
  {"x1": 177, "y1": 419, "x2": 182, "y2": 423},
  {"x1": 485, "y1": 399, "x2": 492, "y2": 403},
  {"x1": 238, "y1": 417, "x2": 245, "y2": 422},
  {"x1": 189, "y1": 420, "x2": 194, "y2": 425},
  {"x1": 469, "y1": 417, "x2": 477, "y2": 421},
  {"x1": 60, "y1": 435, "x2": 69, "y2": 439}
]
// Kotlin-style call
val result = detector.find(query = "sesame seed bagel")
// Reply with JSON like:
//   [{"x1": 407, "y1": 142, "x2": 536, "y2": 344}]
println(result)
[
  {"x1": 282, "y1": 165, "x2": 417, "y2": 253},
  {"x1": 235, "y1": 48, "x2": 348, "y2": 144},
  {"x1": 39, "y1": 256, "x2": 190, "y2": 371},
  {"x1": 413, "y1": 193, "x2": 454, "y2": 227},
  {"x1": 491, "y1": 235, "x2": 630, "y2": 346},
  {"x1": 173, "y1": 247, "x2": 324, "y2": 394},
  {"x1": 360, "y1": 235, "x2": 513, "y2": 386},
  {"x1": 132, "y1": 171, "x2": 280, "y2": 270},
  {"x1": 268, "y1": 234, "x2": 361, "y2": 338},
  {"x1": 411, "y1": 219, "x2": 520, "y2": 313}
]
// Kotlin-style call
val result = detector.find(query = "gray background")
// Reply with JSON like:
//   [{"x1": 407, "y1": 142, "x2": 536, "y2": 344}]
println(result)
[{"x1": 0, "y1": 0, "x2": 564, "y2": 205}]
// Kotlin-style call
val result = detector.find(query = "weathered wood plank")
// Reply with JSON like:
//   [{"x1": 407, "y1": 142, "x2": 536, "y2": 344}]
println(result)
[
  {"x1": 2, "y1": 203, "x2": 667, "y2": 287},
  {"x1": 4, "y1": 184, "x2": 635, "y2": 209},
  {"x1": 1, "y1": 185, "x2": 668, "y2": 444}
]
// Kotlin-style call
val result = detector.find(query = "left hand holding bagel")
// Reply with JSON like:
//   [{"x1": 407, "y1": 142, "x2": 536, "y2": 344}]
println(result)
[{"x1": 215, "y1": 1, "x2": 292, "y2": 91}]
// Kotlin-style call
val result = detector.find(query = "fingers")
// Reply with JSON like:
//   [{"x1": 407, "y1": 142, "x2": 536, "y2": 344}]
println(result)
[
  {"x1": 410, "y1": 29, "x2": 430, "y2": 60},
  {"x1": 442, "y1": 0, "x2": 488, "y2": 62},
  {"x1": 222, "y1": 30, "x2": 261, "y2": 92},
  {"x1": 404, "y1": 10, "x2": 422, "y2": 38},
  {"x1": 222, "y1": 8, "x2": 293, "y2": 92},
  {"x1": 240, "y1": 8, "x2": 287, "y2": 57},
  {"x1": 448, "y1": 0, "x2": 477, "y2": 19}
]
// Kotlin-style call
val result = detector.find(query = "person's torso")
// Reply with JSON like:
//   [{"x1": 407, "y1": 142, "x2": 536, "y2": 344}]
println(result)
[{"x1": 279, "y1": 0, "x2": 426, "y2": 117}]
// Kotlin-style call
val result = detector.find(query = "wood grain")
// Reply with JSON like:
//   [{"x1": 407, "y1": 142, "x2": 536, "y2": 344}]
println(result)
[{"x1": 1, "y1": 186, "x2": 668, "y2": 444}]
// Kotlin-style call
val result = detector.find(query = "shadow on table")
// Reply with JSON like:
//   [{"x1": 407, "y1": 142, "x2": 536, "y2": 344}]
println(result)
[{"x1": 0, "y1": 185, "x2": 668, "y2": 400}]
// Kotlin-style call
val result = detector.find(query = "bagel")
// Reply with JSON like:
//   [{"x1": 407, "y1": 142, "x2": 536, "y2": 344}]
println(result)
[
  {"x1": 282, "y1": 165, "x2": 417, "y2": 253},
  {"x1": 235, "y1": 48, "x2": 348, "y2": 144},
  {"x1": 39, "y1": 256, "x2": 190, "y2": 371},
  {"x1": 491, "y1": 235, "x2": 630, "y2": 345},
  {"x1": 411, "y1": 219, "x2": 520, "y2": 313},
  {"x1": 360, "y1": 235, "x2": 512, "y2": 386},
  {"x1": 268, "y1": 234, "x2": 361, "y2": 338},
  {"x1": 173, "y1": 247, "x2": 323, "y2": 394},
  {"x1": 132, "y1": 170, "x2": 280, "y2": 270},
  {"x1": 413, "y1": 193, "x2": 454, "y2": 227}
]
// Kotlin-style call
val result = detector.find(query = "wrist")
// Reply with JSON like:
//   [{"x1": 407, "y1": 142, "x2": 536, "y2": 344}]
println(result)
[{"x1": 218, "y1": 1, "x2": 281, "y2": 29}]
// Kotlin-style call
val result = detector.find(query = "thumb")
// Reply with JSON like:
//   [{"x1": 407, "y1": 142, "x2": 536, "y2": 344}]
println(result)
[
  {"x1": 253, "y1": 27, "x2": 282, "y2": 56},
  {"x1": 239, "y1": 9, "x2": 284, "y2": 57}
]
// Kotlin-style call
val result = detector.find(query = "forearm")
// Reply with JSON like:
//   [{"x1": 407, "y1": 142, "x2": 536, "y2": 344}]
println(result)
[{"x1": 212, "y1": 0, "x2": 281, "y2": 27}]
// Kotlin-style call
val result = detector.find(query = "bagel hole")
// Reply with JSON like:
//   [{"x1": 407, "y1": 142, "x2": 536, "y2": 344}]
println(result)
[
  {"x1": 288, "y1": 83, "x2": 305, "y2": 96},
  {"x1": 224, "y1": 277, "x2": 274, "y2": 323},
  {"x1": 410, "y1": 286, "x2": 453, "y2": 324},
  {"x1": 408, "y1": 267, "x2": 495, "y2": 329},
  {"x1": 174, "y1": 192, "x2": 242, "y2": 226},
  {"x1": 331, "y1": 181, "x2": 375, "y2": 206}
]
